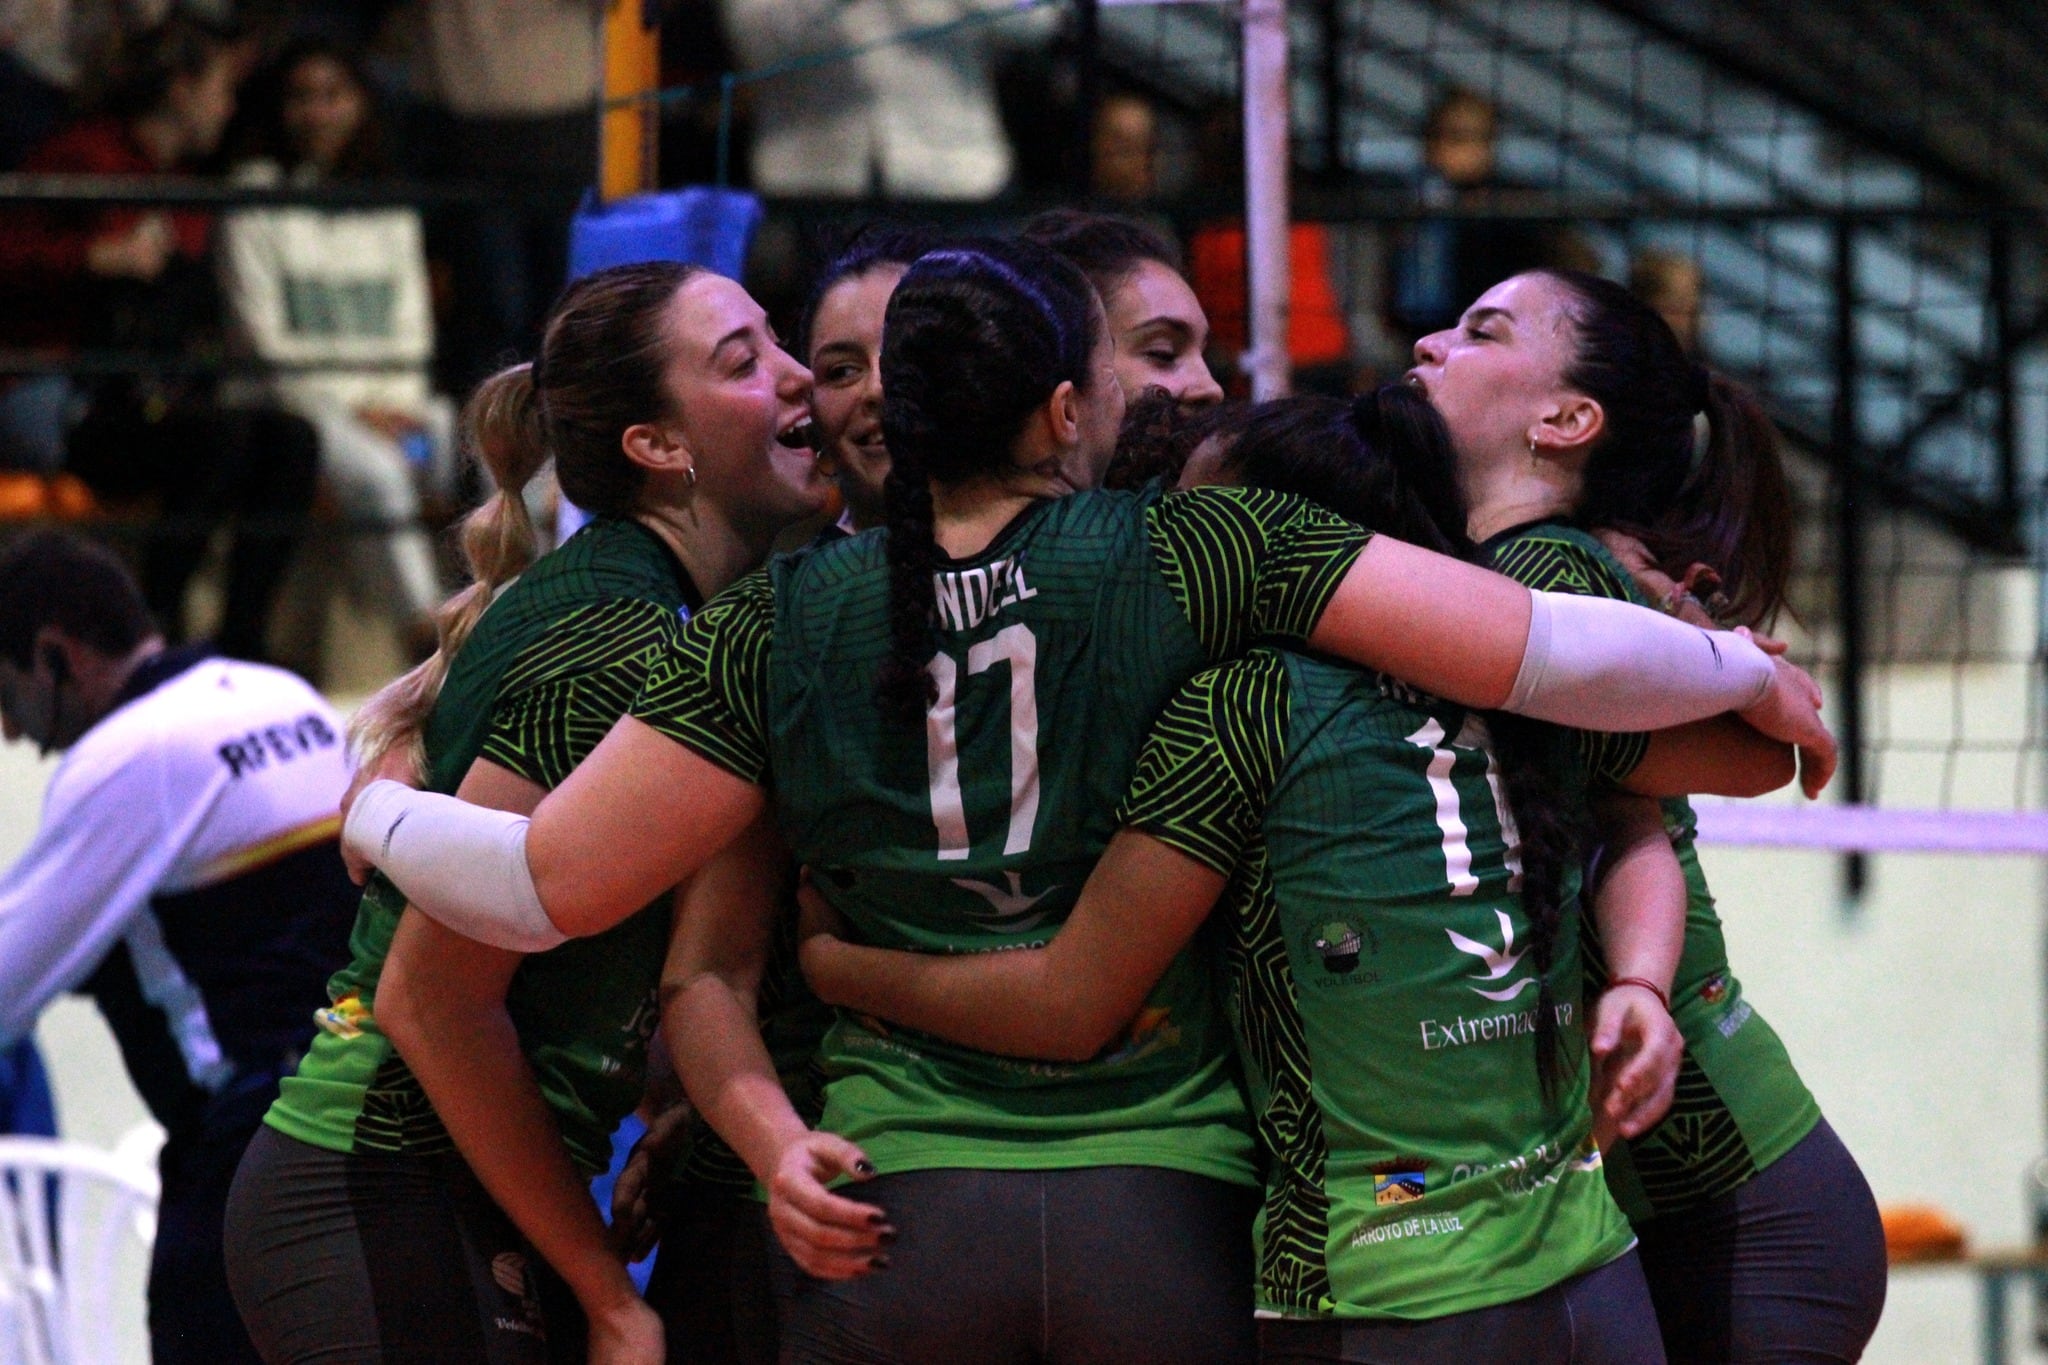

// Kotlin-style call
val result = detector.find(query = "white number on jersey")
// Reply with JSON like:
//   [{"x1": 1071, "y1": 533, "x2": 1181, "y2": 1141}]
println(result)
[
  {"x1": 926, "y1": 623, "x2": 1042, "y2": 861},
  {"x1": 1404, "y1": 715, "x2": 1523, "y2": 894}
]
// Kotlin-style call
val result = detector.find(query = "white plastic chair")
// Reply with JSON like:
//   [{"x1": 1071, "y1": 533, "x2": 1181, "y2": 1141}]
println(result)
[{"x1": 0, "y1": 1137, "x2": 159, "y2": 1365}]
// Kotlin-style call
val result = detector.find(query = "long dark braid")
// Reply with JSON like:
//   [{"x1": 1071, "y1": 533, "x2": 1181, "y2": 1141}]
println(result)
[
  {"x1": 1216, "y1": 384, "x2": 1585, "y2": 1102},
  {"x1": 873, "y1": 240, "x2": 1101, "y2": 724},
  {"x1": 1483, "y1": 711, "x2": 1588, "y2": 1103}
]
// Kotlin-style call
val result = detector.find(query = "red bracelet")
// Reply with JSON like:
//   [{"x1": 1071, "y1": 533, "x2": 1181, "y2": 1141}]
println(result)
[{"x1": 1606, "y1": 976, "x2": 1671, "y2": 1012}]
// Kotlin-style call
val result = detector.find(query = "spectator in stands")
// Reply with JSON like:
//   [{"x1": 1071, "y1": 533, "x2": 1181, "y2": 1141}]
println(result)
[
  {"x1": 0, "y1": 17, "x2": 321, "y2": 662},
  {"x1": 0, "y1": 529, "x2": 358, "y2": 1365},
  {"x1": 1090, "y1": 89, "x2": 1161, "y2": 205},
  {"x1": 1183, "y1": 102, "x2": 1354, "y2": 395},
  {"x1": 1385, "y1": 86, "x2": 1562, "y2": 342},
  {"x1": 219, "y1": 37, "x2": 452, "y2": 662},
  {"x1": 418, "y1": 0, "x2": 601, "y2": 389},
  {"x1": 1631, "y1": 247, "x2": 1706, "y2": 356},
  {"x1": 722, "y1": 0, "x2": 1033, "y2": 200}
]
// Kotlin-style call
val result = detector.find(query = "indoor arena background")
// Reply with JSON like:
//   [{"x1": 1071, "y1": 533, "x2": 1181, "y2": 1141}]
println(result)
[{"x1": 4, "y1": 2, "x2": 2047, "y2": 1360}]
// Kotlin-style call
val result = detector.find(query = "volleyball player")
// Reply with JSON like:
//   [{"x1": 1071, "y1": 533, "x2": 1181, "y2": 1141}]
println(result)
[
  {"x1": 343, "y1": 239, "x2": 1829, "y2": 1362},
  {"x1": 1408, "y1": 267, "x2": 1887, "y2": 1361},
  {"x1": 1023, "y1": 208, "x2": 1225, "y2": 408},
  {"x1": 801, "y1": 226, "x2": 942, "y2": 533},
  {"x1": 224, "y1": 261, "x2": 829, "y2": 1365},
  {"x1": 793, "y1": 391, "x2": 1689, "y2": 1361},
  {"x1": 635, "y1": 227, "x2": 939, "y2": 1365}
]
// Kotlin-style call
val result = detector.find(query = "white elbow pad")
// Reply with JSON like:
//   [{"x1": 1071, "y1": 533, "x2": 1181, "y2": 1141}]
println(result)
[
  {"x1": 343, "y1": 780, "x2": 566, "y2": 953},
  {"x1": 1504, "y1": 591, "x2": 1773, "y2": 732}
]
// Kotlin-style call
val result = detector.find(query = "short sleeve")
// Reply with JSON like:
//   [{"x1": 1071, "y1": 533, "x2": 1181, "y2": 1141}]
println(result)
[
  {"x1": 1146, "y1": 486, "x2": 1372, "y2": 662},
  {"x1": 630, "y1": 571, "x2": 776, "y2": 785},
  {"x1": 1117, "y1": 652, "x2": 1292, "y2": 875},
  {"x1": 478, "y1": 597, "x2": 685, "y2": 789},
  {"x1": 1488, "y1": 533, "x2": 1650, "y2": 784}
]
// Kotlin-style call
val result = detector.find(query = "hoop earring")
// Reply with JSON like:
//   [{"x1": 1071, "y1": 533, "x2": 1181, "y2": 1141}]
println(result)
[{"x1": 683, "y1": 462, "x2": 697, "y2": 490}]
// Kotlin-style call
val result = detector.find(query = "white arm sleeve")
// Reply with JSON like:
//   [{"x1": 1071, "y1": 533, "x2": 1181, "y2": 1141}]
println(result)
[
  {"x1": 342, "y1": 780, "x2": 566, "y2": 953},
  {"x1": 1502, "y1": 590, "x2": 1774, "y2": 732}
]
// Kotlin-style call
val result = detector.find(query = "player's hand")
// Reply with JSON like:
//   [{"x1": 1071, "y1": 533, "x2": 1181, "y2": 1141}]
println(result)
[
  {"x1": 1589, "y1": 983, "x2": 1681, "y2": 1149},
  {"x1": 766, "y1": 1130, "x2": 891, "y2": 1281},
  {"x1": 1737, "y1": 655, "x2": 1834, "y2": 798},
  {"x1": 340, "y1": 744, "x2": 423, "y2": 883},
  {"x1": 585, "y1": 1293, "x2": 664, "y2": 1365},
  {"x1": 609, "y1": 1098, "x2": 692, "y2": 1263}
]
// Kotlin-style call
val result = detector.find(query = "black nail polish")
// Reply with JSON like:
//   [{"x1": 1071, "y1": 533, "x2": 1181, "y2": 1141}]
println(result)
[
  {"x1": 870, "y1": 1254, "x2": 892, "y2": 1270},
  {"x1": 867, "y1": 1209, "x2": 888, "y2": 1226},
  {"x1": 854, "y1": 1159, "x2": 877, "y2": 1176},
  {"x1": 877, "y1": 1229, "x2": 898, "y2": 1245}
]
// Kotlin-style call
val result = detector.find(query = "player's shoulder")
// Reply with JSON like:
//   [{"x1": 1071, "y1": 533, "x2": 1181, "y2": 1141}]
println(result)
[
  {"x1": 62, "y1": 658, "x2": 338, "y2": 799},
  {"x1": 1485, "y1": 519, "x2": 1642, "y2": 604}
]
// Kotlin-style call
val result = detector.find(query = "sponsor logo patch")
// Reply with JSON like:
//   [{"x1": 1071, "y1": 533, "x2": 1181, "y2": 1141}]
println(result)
[{"x1": 1373, "y1": 1163, "x2": 1426, "y2": 1206}]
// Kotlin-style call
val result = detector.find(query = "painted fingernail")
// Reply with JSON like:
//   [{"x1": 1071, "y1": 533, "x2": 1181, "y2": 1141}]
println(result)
[
  {"x1": 854, "y1": 1159, "x2": 877, "y2": 1176},
  {"x1": 877, "y1": 1229, "x2": 898, "y2": 1245},
  {"x1": 867, "y1": 1209, "x2": 888, "y2": 1226},
  {"x1": 869, "y1": 1254, "x2": 892, "y2": 1270}
]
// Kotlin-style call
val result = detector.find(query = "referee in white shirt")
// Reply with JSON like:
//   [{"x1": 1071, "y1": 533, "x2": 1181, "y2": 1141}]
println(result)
[{"x1": 0, "y1": 530, "x2": 358, "y2": 1364}]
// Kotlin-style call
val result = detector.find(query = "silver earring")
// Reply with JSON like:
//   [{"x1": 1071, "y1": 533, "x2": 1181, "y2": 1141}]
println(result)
[{"x1": 683, "y1": 463, "x2": 697, "y2": 489}]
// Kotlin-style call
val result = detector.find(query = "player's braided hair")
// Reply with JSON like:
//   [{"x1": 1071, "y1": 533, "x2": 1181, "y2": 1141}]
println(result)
[
  {"x1": 350, "y1": 261, "x2": 704, "y2": 780},
  {"x1": 875, "y1": 239, "x2": 1101, "y2": 725},
  {"x1": 1209, "y1": 385, "x2": 1585, "y2": 1102},
  {"x1": 1540, "y1": 268, "x2": 1792, "y2": 628}
]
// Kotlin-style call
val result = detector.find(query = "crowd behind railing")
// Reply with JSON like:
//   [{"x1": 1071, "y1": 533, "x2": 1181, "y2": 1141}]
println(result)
[{"x1": 0, "y1": 2, "x2": 1702, "y2": 677}]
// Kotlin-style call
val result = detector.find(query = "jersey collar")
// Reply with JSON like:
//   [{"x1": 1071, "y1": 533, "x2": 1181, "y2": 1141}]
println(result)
[{"x1": 112, "y1": 643, "x2": 216, "y2": 709}]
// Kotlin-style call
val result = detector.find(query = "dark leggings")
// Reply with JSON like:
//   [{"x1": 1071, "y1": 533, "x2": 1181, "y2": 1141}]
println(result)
[
  {"x1": 1256, "y1": 1250, "x2": 1665, "y2": 1365},
  {"x1": 779, "y1": 1166, "x2": 1258, "y2": 1365},
  {"x1": 642, "y1": 1188, "x2": 781, "y2": 1365},
  {"x1": 1635, "y1": 1118, "x2": 1886, "y2": 1364},
  {"x1": 224, "y1": 1125, "x2": 585, "y2": 1365}
]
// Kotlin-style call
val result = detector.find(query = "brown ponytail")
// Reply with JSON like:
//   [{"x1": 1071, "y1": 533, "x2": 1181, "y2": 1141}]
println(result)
[
  {"x1": 1634, "y1": 372, "x2": 1794, "y2": 629},
  {"x1": 347, "y1": 364, "x2": 549, "y2": 779},
  {"x1": 1543, "y1": 269, "x2": 1795, "y2": 629}
]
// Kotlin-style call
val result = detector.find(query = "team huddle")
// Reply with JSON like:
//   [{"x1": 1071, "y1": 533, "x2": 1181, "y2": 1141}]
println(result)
[{"x1": 217, "y1": 213, "x2": 1886, "y2": 1364}]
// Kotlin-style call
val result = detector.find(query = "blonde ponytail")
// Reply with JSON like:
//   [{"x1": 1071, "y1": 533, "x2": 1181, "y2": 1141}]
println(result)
[{"x1": 348, "y1": 364, "x2": 550, "y2": 780}]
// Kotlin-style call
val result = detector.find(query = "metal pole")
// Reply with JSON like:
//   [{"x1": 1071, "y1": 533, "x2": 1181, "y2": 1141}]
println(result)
[
  {"x1": 1242, "y1": 0, "x2": 1292, "y2": 400},
  {"x1": 1076, "y1": 0, "x2": 1100, "y2": 198},
  {"x1": 1831, "y1": 215, "x2": 1869, "y2": 902}
]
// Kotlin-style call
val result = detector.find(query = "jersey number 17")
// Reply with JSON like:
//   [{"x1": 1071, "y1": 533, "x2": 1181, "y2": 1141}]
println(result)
[{"x1": 925, "y1": 623, "x2": 1041, "y2": 861}]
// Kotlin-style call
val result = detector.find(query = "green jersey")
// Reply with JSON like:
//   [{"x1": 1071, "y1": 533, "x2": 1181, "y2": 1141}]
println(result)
[
  {"x1": 268, "y1": 518, "x2": 695, "y2": 1176},
  {"x1": 1485, "y1": 522, "x2": 1821, "y2": 1221},
  {"x1": 1121, "y1": 648, "x2": 1634, "y2": 1320},
  {"x1": 632, "y1": 485, "x2": 1369, "y2": 1181}
]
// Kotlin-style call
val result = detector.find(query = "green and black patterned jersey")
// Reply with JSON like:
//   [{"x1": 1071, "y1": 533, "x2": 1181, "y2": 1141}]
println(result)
[
  {"x1": 267, "y1": 517, "x2": 696, "y2": 1176},
  {"x1": 632, "y1": 484, "x2": 1370, "y2": 1180},
  {"x1": 1483, "y1": 521, "x2": 1821, "y2": 1221},
  {"x1": 1121, "y1": 648, "x2": 1634, "y2": 1321}
]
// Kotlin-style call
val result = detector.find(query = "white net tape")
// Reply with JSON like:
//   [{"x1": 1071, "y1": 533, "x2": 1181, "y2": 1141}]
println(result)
[{"x1": 1692, "y1": 801, "x2": 2048, "y2": 855}]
